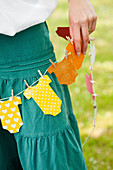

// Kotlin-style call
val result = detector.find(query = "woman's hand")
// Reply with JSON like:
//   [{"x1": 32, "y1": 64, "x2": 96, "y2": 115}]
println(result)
[{"x1": 68, "y1": 0, "x2": 97, "y2": 56}]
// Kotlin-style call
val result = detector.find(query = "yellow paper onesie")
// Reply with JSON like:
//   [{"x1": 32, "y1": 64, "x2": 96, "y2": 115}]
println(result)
[
  {"x1": 23, "y1": 75, "x2": 62, "y2": 116},
  {"x1": 0, "y1": 96, "x2": 23, "y2": 133}
]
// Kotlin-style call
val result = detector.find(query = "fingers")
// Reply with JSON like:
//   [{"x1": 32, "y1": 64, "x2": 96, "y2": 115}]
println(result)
[
  {"x1": 81, "y1": 19, "x2": 89, "y2": 55},
  {"x1": 68, "y1": 3, "x2": 97, "y2": 56},
  {"x1": 69, "y1": 26, "x2": 73, "y2": 39},
  {"x1": 90, "y1": 14, "x2": 97, "y2": 34},
  {"x1": 71, "y1": 22, "x2": 81, "y2": 56},
  {"x1": 88, "y1": 15, "x2": 93, "y2": 31}
]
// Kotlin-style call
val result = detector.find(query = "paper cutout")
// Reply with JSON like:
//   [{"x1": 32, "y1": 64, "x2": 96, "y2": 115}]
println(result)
[
  {"x1": 56, "y1": 27, "x2": 71, "y2": 40},
  {"x1": 47, "y1": 54, "x2": 78, "y2": 85},
  {"x1": 90, "y1": 43, "x2": 96, "y2": 68},
  {"x1": 0, "y1": 96, "x2": 23, "y2": 133},
  {"x1": 23, "y1": 75, "x2": 62, "y2": 116},
  {"x1": 56, "y1": 27, "x2": 90, "y2": 44},
  {"x1": 66, "y1": 41, "x2": 85, "y2": 70},
  {"x1": 85, "y1": 73, "x2": 95, "y2": 100}
]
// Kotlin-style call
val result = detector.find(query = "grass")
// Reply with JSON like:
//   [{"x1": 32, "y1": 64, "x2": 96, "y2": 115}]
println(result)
[{"x1": 47, "y1": 0, "x2": 113, "y2": 169}]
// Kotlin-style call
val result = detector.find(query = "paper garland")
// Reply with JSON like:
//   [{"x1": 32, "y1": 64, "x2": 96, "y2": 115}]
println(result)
[
  {"x1": 23, "y1": 75, "x2": 62, "y2": 116},
  {"x1": 82, "y1": 42, "x2": 98, "y2": 147},
  {"x1": 0, "y1": 26, "x2": 97, "y2": 147},
  {"x1": 0, "y1": 96, "x2": 23, "y2": 133}
]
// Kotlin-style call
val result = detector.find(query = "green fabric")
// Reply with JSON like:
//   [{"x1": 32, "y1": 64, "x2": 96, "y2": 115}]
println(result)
[{"x1": 0, "y1": 21, "x2": 87, "y2": 170}]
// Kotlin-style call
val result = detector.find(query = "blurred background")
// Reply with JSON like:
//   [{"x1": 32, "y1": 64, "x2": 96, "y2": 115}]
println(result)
[{"x1": 47, "y1": 0, "x2": 113, "y2": 169}]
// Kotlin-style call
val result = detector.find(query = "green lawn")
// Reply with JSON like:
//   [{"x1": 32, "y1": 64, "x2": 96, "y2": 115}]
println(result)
[{"x1": 47, "y1": 0, "x2": 113, "y2": 169}]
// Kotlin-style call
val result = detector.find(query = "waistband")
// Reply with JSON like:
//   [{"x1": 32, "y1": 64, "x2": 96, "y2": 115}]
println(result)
[
  {"x1": 0, "y1": 21, "x2": 53, "y2": 62},
  {"x1": 0, "y1": 21, "x2": 56, "y2": 79}
]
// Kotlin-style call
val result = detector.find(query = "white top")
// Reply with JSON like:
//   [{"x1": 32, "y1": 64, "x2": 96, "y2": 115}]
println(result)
[{"x1": 0, "y1": 0, "x2": 58, "y2": 36}]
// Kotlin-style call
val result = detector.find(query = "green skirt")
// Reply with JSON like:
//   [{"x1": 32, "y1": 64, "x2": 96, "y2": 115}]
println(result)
[{"x1": 0, "y1": 21, "x2": 87, "y2": 170}]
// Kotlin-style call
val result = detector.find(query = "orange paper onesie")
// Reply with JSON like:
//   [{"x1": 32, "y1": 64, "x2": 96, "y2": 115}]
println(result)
[
  {"x1": 47, "y1": 55, "x2": 78, "y2": 85},
  {"x1": 0, "y1": 96, "x2": 23, "y2": 133},
  {"x1": 66, "y1": 41, "x2": 85, "y2": 70},
  {"x1": 23, "y1": 75, "x2": 62, "y2": 116}
]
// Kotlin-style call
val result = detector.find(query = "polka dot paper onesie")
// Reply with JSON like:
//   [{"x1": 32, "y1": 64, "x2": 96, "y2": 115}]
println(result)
[
  {"x1": 0, "y1": 96, "x2": 23, "y2": 133},
  {"x1": 23, "y1": 75, "x2": 62, "y2": 116}
]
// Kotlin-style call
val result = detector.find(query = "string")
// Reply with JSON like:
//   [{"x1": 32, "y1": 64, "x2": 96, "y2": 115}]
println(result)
[{"x1": 82, "y1": 126, "x2": 95, "y2": 147}]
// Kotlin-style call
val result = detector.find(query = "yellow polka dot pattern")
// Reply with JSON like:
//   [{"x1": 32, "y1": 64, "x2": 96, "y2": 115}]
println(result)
[
  {"x1": 23, "y1": 75, "x2": 62, "y2": 116},
  {"x1": 0, "y1": 96, "x2": 23, "y2": 133}
]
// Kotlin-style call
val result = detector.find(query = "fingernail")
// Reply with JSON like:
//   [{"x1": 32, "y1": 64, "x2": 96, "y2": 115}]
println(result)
[
  {"x1": 77, "y1": 52, "x2": 80, "y2": 56},
  {"x1": 83, "y1": 52, "x2": 86, "y2": 55}
]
